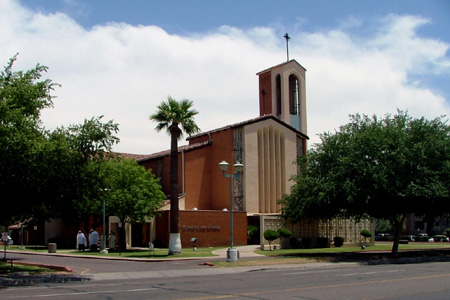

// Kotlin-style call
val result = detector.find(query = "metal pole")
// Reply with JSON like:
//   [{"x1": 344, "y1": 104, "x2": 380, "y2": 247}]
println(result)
[
  {"x1": 102, "y1": 198, "x2": 106, "y2": 250},
  {"x1": 230, "y1": 173, "x2": 234, "y2": 249}
]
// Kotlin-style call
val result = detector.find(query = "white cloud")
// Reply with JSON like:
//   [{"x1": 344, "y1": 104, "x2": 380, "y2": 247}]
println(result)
[{"x1": 1, "y1": 0, "x2": 449, "y2": 153}]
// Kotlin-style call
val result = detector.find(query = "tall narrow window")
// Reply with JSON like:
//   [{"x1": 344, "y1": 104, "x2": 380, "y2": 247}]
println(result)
[
  {"x1": 276, "y1": 75, "x2": 281, "y2": 116},
  {"x1": 289, "y1": 75, "x2": 300, "y2": 115}
]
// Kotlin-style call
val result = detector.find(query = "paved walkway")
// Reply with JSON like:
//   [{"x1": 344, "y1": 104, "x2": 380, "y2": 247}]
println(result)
[{"x1": 212, "y1": 245, "x2": 264, "y2": 258}]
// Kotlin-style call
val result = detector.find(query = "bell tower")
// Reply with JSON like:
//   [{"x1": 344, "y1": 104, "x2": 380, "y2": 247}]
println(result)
[{"x1": 256, "y1": 60, "x2": 307, "y2": 135}]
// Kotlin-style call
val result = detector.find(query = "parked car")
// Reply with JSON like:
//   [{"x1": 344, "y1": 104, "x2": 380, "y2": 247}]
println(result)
[
  {"x1": 400, "y1": 235, "x2": 415, "y2": 242},
  {"x1": 375, "y1": 233, "x2": 392, "y2": 241},
  {"x1": 433, "y1": 235, "x2": 449, "y2": 242},
  {"x1": 415, "y1": 233, "x2": 431, "y2": 242}
]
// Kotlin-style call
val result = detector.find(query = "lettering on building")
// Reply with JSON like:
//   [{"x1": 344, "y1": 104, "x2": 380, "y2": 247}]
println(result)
[{"x1": 182, "y1": 226, "x2": 221, "y2": 233}]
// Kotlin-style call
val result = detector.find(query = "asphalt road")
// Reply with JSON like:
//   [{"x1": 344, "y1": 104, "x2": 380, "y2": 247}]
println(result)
[{"x1": 2, "y1": 253, "x2": 450, "y2": 299}]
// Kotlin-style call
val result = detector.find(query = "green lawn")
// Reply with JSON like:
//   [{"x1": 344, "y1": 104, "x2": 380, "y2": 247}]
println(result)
[
  {"x1": 6, "y1": 245, "x2": 220, "y2": 258},
  {"x1": 256, "y1": 242, "x2": 450, "y2": 256},
  {"x1": 6, "y1": 242, "x2": 450, "y2": 260},
  {"x1": 0, "y1": 262, "x2": 55, "y2": 274}
]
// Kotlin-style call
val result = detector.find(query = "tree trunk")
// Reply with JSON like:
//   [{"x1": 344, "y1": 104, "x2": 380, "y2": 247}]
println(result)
[
  {"x1": 391, "y1": 214, "x2": 407, "y2": 257},
  {"x1": 119, "y1": 222, "x2": 126, "y2": 252},
  {"x1": 168, "y1": 126, "x2": 181, "y2": 254}
]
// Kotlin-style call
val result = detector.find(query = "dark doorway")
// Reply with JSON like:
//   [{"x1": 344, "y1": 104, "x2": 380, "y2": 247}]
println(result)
[{"x1": 131, "y1": 224, "x2": 144, "y2": 247}]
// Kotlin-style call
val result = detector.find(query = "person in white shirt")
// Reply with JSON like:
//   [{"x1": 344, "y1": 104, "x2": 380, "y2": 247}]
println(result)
[
  {"x1": 89, "y1": 228, "x2": 99, "y2": 251},
  {"x1": 76, "y1": 231, "x2": 87, "y2": 251}
]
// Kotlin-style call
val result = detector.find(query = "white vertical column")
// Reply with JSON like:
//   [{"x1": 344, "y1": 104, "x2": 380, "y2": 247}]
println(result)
[
  {"x1": 269, "y1": 126, "x2": 276, "y2": 213},
  {"x1": 264, "y1": 128, "x2": 270, "y2": 213},
  {"x1": 275, "y1": 130, "x2": 282, "y2": 212},
  {"x1": 258, "y1": 130, "x2": 265, "y2": 213}
]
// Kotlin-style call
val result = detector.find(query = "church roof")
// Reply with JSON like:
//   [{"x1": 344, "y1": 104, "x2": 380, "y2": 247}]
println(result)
[
  {"x1": 120, "y1": 139, "x2": 213, "y2": 163},
  {"x1": 121, "y1": 114, "x2": 308, "y2": 163},
  {"x1": 187, "y1": 114, "x2": 309, "y2": 141},
  {"x1": 256, "y1": 59, "x2": 307, "y2": 75}
]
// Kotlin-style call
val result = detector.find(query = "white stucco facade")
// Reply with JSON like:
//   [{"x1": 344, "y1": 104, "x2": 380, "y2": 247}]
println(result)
[{"x1": 243, "y1": 118, "x2": 299, "y2": 215}]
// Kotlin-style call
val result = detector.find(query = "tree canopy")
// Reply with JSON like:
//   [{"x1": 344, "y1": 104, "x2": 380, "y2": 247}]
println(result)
[
  {"x1": 280, "y1": 111, "x2": 450, "y2": 256},
  {"x1": 102, "y1": 157, "x2": 166, "y2": 250},
  {"x1": 0, "y1": 55, "x2": 120, "y2": 227}
]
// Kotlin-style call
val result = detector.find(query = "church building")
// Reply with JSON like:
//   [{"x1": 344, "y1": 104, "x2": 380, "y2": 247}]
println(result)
[{"x1": 114, "y1": 59, "x2": 310, "y2": 249}]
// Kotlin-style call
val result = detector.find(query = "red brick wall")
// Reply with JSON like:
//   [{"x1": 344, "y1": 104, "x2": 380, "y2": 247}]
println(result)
[
  {"x1": 155, "y1": 210, "x2": 248, "y2": 248},
  {"x1": 259, "y1": 71, "x2": 272, "y2": 116},
  {"x1": 140, "y1": 126, "x2": 240, "y2": 213},
  {"x1": 207, "y1": 129, "x2": 234, "y2": 211},
  {"x1": 187, "y1": 134, "x2": 210, "y2": 145},
  {"x1": 184, "y1": 146, "x2": 212, "y2": 209}
]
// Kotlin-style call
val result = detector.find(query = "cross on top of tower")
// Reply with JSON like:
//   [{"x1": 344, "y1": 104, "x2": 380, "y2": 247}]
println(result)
[{"x1": 284, "y1": 33, "x2": 291, "y2": 62}]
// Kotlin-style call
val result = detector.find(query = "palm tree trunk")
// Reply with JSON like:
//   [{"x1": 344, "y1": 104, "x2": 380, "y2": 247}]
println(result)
[{"x1": 168, "y1": 127, "x2": 181, "y2": 254}]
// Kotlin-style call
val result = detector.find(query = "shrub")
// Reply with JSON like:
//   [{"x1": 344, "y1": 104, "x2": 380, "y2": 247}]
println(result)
[
  {"x1": 247, "y1": 225, "x2": 258, "y2": 240},
  {"x1": 361, "y1": 229, "x2": 372, "y2": 238},
  {"x1": 301, "y1": 237, "x2": 312, "y2": 249},
  {"x1": 334, "y1": 236, "x2": 344, "y2": 247},
  {"x1": 277, "y1": 228, "x2": 292, "y2": 239},
  {"x1": 263, "y1": 229, "x2": 280, "y2": 251},
  {"x1": 289, "y1": 237, "x2": 301, "y2": 249},
  {"x1": 316, "y1": 237, "x2": 330, "y2": 248}
]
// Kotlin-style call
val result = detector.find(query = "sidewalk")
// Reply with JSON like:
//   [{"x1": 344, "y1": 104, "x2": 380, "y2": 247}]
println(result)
[
  {"x1": 6, "y1": 245, "x2": 264, "y2": 262},
  {"x1": 4, "y1": 245, "x2": 347, "y2": 286},
  {"x1": 212, "y1": 245, "x2": 264, "y2": 258}
]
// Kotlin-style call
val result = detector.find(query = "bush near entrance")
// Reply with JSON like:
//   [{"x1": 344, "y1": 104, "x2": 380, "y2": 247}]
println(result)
[
  {"x1": 334, "y1": 236, "x2": 344, "y2": 247},
  {"x1": 263, "y1": 229, "x2": 280, "y2": 250}
]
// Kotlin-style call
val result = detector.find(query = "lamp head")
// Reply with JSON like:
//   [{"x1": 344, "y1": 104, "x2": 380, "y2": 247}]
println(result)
[
  {"x1": 234, "y1": 162, "x2": 243, "y2": 173},
  {"x1": 219, "y1": 160, "x2": 229, "y2": 172}
]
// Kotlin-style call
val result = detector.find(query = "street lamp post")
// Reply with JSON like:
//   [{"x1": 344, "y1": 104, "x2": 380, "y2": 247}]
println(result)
[
  {"x1": 219, "y1": 160, "x2": 243, "y2": 262},
  {"x1": 100, "y1": 189, "x2": 109, "y2": 254}
]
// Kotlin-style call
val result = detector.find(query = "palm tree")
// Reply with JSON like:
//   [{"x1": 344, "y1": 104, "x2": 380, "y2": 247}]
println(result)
[{"x1": 150, "y1": 96, "x2": 200, "y2": 254}]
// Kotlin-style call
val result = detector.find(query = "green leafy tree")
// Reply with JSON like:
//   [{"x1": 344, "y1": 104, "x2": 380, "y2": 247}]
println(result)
[
  {"x1": 51, "y1": 117, "x2": 119, "y2": 229},
  {"x1": 281, "y1": 111, "x2": 450, "y2": 256},
  {"x1": 102, "y1": 158, "x2": 166, "y2": 251},
  {"x1": 0, "y1": 55, "x2": 120, "y2": 229},
  {"x1": 150, "y1": 96, "x2": 200, "y2": 255},
  {"x1": 0, "y1": 55, "x2": 57, "y2": 226},
  {"x1": 263, "y1": 229, "x2": 280, "y2": 251}
]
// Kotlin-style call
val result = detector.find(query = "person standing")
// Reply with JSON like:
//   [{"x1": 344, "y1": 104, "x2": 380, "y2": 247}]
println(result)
[
  {"x1": 89, "y1": 228, "x2": 99, "y2": 251},
  {"x1": 76, "y1": 231, "x2": 87, "y2": 251}
]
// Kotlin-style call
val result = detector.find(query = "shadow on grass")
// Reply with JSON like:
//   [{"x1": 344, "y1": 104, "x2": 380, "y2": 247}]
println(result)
[{"x1": 276, "y1": 248, "x2": 450, "y2": 265}]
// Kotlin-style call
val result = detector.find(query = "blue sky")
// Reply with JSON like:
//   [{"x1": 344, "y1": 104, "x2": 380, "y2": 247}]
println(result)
[
  {"x1": 2, "y1": 0, "x2": 450, "y2": 153},
  {"x1": 21, "y1": 1, "x2": 450, "y2": 38}
]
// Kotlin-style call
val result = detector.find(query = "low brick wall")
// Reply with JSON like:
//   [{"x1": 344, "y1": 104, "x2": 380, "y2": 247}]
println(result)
[{"x1": 155, "y1": 210, "x2": 248, "y2": 248}]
